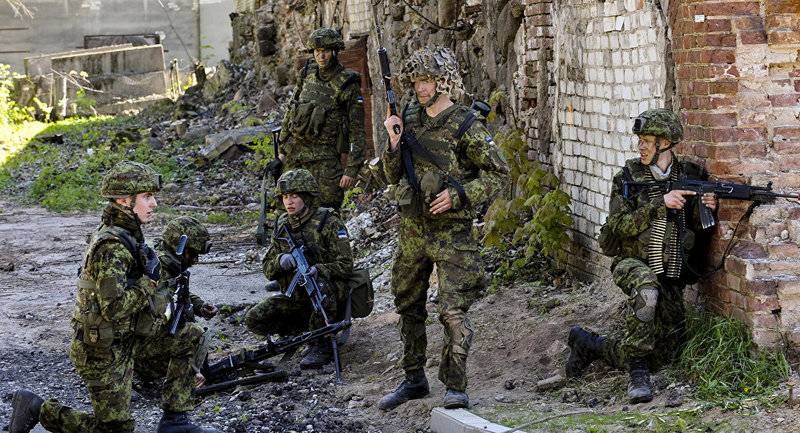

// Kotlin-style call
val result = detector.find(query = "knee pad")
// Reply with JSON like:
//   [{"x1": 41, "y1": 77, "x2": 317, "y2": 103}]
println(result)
[{"x1": 633, "y1": 287, "x2": 659, "y2": 322}]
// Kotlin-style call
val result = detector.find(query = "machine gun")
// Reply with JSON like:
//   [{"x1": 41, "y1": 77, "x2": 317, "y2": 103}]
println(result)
[
  {"x1": 195, "y1": 319, "x2": 350, "y2": 396},
  {"x1": 623, "y1": 176, "x2": 800, "y2": 230},
  {"x1": 169, "y1": 235, "x2": 193, "y2": 336},
  {"x1": 256, "y1": 127, "x2": 284, "y2": 246}
]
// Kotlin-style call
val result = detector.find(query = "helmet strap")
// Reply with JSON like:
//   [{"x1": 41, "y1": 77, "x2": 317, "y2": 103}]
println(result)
[{"x1": 421, "y1": 91, "x2": 441, "y2": 108}]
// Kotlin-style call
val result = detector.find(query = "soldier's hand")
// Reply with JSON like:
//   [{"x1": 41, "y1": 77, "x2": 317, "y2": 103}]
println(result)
[
  {"x1": 384, "y1": 109, "x2": 403, "y2": 151},
  {"x1": 664, "y1": 189, "x2": 696, "y2": 210},
  {"x1": 339, "y1": 175, "x2": 355, "y2": 189},
  {"x1": 199, "y1": 303, "x2": 218, "y2": 319},
  {"x1": 430, "y1": 189, "x2": 453, "y2": 214},
  {"x1": 195, "y1": 372, "x2": 206, "y2": 388},
  {"x1": 306, "y1": 265, "x2": 319, "y2": 279},
  {"x1": 701, "y1": 192, "x2": 717, "y2": 211},
  {"x1": 279, "y1": 254, "x2": 297, "y2": 271}
]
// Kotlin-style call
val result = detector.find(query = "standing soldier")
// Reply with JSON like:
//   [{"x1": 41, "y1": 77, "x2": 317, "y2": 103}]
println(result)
[
  {"x1": 378, "y1": 47, "x2": 509, "y2": 410},
  {"x1": 134, "y1": 216, "x2": 219, "y2": 430},
  {"x1": 279, "y1": 27, "x2": 366, "y2": 210},
  {"x1": 565, "y1": 109, "x2": 717, "y2": 403},
  {"x1": 245, "y1": 169, "x2": 354, "y2": 368},
  {"x1": 8, "y1": 161, "x2": 219, "y2": 433}
]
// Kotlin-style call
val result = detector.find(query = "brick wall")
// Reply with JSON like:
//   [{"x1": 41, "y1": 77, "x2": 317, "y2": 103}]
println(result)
[
  {"x1": 522, "y1": 0, "x2": 674, "y2": 278},
  {"x1": 671, "y1": 0, "x2": 800, "y2": 348}
]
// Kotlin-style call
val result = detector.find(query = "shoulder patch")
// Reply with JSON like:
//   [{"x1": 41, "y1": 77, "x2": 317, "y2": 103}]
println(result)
[
  {"x1": 337, "y1": 228, "x2": 349, "y2": 239},
  {"x1": 356, "y1": 96, "x2": 364, "y2": 103},
  {"x1": 485, "y1": 136, "x2": 495, "y2": 146}
]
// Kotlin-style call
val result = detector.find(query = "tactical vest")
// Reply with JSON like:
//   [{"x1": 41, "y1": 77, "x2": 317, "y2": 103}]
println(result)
[
  {"x1": 396, "y1": 102, "x2": 479, "y2": 219},
  {"x1": 287, "y1": 64, "x2": 360, "y2": 149},
  {"x1": 72, "y1": 226, "x2": 160, "y2": 347}
]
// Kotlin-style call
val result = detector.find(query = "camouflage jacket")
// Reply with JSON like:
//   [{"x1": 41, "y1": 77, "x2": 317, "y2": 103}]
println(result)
[
  {"x1": 382, "y1": 101, "x2": 509, "y2": 221},
  {"x1": 72, "y1": 203, "x2": 156, "y2": 344},
  {"x1": 280, "y1": 62, "x2": 365, "y2": 178},
  {"x1": 263, "y1": 206, "x2": 354, "y2": 290},
  {"x1": 156, "y1": 241, "x2": 206, "y2": 312},
  {"x1": 598, "y1": 155, "x2": 710, "y2": 271}
]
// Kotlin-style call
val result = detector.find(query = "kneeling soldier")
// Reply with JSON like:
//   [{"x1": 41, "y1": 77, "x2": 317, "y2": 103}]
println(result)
[{"x1": 245, "y1": 169, "x2": 354, "y2": 368}]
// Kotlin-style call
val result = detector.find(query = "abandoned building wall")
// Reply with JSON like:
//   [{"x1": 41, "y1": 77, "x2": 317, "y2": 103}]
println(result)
[
  {"x1": 521, "y1": 0, "x2": 674, "y2": 278},
  {"x1": 669, "y1": 0, "x2": 800, "y2": 348},
  {"x1": 0, "y1": 0, "x2": 200, "y2": 73},
  {"x1": 200, "y1": 0, "x2": 236, "y2": 66}
]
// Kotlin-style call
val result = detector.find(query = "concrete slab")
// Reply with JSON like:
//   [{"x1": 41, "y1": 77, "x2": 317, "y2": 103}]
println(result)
[
  {"x1": 430, "y1": 408, "x2": 529, "y2": 433},
  {"x1": 50, "y1": 45, "x2": 166, "y2": 76},
  {"x1": 23, "y1": 44, "x2": 133, "y2": 76}
]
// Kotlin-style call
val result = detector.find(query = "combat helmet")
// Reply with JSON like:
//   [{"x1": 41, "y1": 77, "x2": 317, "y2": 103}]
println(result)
[
  {"x1": 276, "y1": 169, "x2": 320, "y2": 196},
  {"x1": 632, "y1": 109, "x2": 683, "y2": 144},
  {"x1": 100, "y1": 160, "x2": 161, "y2": 198},
  {"x1": 399, "y1": 46, "x2": 464, "y2": 100},
  {"x1": 162, "y1": 216, "x2": 212, "y2": 255},
  {"x1": 307, "y1": 27, "x2": 345, "y2": 51}
]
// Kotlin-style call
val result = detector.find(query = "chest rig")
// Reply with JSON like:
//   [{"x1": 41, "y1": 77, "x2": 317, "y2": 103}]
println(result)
[{"x1": 289, "y1": 63, "x2": 360, "y2": 142}]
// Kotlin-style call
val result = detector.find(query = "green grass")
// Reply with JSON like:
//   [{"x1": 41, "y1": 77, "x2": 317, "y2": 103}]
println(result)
[
  {"x1": 677, "y1": 310, "x2": 790, "y2": 409},
  {"x1": 0, "y1": 116, "x2": 183, "y2": 212},
  {"x1": 205, "y1": 210, "x2": 259, "y2": 226}
]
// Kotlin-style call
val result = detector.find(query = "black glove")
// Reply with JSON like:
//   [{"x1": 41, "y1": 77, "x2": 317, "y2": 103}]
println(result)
[
  {"x1": 144, "y1": 245, "x2": 161, "y2": 281},
  {"x1": 279, "y1": 254, "x2": 297, "y2": 271}
]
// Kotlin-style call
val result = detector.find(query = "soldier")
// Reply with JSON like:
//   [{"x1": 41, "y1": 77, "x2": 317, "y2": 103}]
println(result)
[
  {"x1": 278, "y1": 27, "x2": 366, "y2": 210},
  {"x1": 378, "y1": 47, "x2": 509, "y2": 410},
  {"x1": 565, "y1": 109, "x2": 717, "y2": 403},
  {"x1": 245, "y1": 169, "x2": 354, "y2": 368},
  {"x1": 133, "y1": 216, "x2": 218, "y2": 429},
  {"x1": 8, "y1": 160, "x2": 219, "y2": 433}
]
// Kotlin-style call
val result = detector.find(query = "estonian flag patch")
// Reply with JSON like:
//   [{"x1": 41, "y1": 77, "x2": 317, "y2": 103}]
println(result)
[{"x1": 337, "y1": 228, "x2": 349, "y2": 239}]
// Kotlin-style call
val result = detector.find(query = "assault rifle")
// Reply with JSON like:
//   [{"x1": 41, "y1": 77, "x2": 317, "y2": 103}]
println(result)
[
  {"x1": 169, "y1": 235, "x2": 193, "y2": 336},
  {"x1": 195, "y1": 319, "x2": 350, "y2": 396},
  {"x1": 256, "y1": 127, "x2": 284, "y2": 246},
  {"x1": 278, "y1": 224, "x2": 345, "y2": 383},
  {"x1": 623, "y1": 176, "x2": 800, "y2": 230}
]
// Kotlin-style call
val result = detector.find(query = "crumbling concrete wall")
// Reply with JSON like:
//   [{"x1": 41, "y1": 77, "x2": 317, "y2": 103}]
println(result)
[{"x1": 669, "y1": 0, "x2": 800, "y2": 348}]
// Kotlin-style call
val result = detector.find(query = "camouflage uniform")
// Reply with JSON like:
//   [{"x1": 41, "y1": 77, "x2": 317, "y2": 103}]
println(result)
[
  {"x1": 133, "y1": 217, "x2": 213, "y2": 414},
  {"x1": 245, "y1": 170, "x2": 354, "y2": 336},
  {"x1": 279, "y1": 28, "x2": 366, "y2": 209},
  {"x1": 38, "y1": 161, "x2": 162, "y2": 433},
  {"x1": 381, "y1": 47, "x2": 509, "y2": 393},
  {"x1": 596, "y1": 156, "x2": 708, "y2": 369}
]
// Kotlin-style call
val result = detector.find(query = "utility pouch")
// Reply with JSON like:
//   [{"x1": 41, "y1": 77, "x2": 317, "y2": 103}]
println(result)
[
  {"x1": 133, "y1": 286, "x2": 170, "y2": 337},
  {"x1": 395, "y1": 178, "x2": 421, "y2": 216},
  {"x1": 419, "y1": 171, "x2": 444, "y2": 206},
  {"x1": 289, "y1": 102, "x2": 315, "y2": 136},
  {"x1": 81, "y1": 306, "x2": 115, "y2": 348},
  {"x1": 348, "y1": 268, "x2": 374, "y2": 319},
  {"x1": 307, "y1": 104, "x2": 329, "y2": 136}
]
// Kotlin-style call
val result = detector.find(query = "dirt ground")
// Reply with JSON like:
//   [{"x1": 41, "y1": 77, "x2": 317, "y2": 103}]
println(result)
[{"x1": 2, "y1": 200, "x2": 800, "y2": 433}]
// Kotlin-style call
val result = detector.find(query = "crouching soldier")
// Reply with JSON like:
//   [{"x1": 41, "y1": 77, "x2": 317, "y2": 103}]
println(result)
[
  {"x1": 245, "y1": 169, "x2": 353, "y2": 368},
  {"x1": 134, "y1": 216, "x2": 219, "y2": 431},
  {"x1": 8, "y1": 161, "x2": 220, "y2": 433},
  {"x1": 565, "y1": 109, "x2": 717, "y2": 404}
]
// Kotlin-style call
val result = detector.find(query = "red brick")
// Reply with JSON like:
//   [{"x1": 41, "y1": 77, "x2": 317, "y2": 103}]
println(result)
[
  {"x1": 733, "y1": 16, "x2": 765, "y2": 31},
  {"x1": 769, "y1": 93, "x2": 800, "y2": 107},
  {"x1": 706, "y1": 18, "x2": 732, "y2": 32},
  {"x1": 766, "y1": 0, "x2": 800, "y2": 14},
  {"x1": 740, "y1": 30, "x2": 768, "y2": 44},
  {"x1": 777, "y1": 155, "x2": 800, "y2": 170},
  {"x1": 750, "y1": 312, "x2": 780, "y2": 329},
  {"x1": 790, "y1": 69, "x2": 800, "y2": 78},
  {"x1": 710, "y1": 49, "x2": 736, "y2": 64},
  {"x1": 708, "y1": 95, "x2": 737, "y2": 108},
  {"x1": 688, "y1": 81, "x2": 710, "y2": 95},
  {"x1": 697, "y1": 2, "x2": 760, "y2": 16},
  {"x1": 747, "y1": 279, "x2": 779, "y2": 296},
  {"x1": 769, "y1": 30, "x2": 800, "y2": 45},
  {"x1": 724, "y1": 256, "x2": 748, "y2": 277},
  {"x1": 765, "y1": 14, "x2": 800, "y2": 30},
  {"x1": 706, "y1": 112, "x2": 739, "y2": 127},
  {"x1": 767, "y1": 243, "x2": 800, "y2": 259},
  {"x1": 795, "y1": 80, "x2": 800, "y2": 92},
  {"x1": 772, "y1": 141, "x2": 800, "y2": 154},
  {"x1": 731, "y1": 240, "x2": 768, "y2": 259},
  {"x1": 740, "y1": 142, "x2": 768, "y2": 157},
  {"x1": 709, "y1": 80, "x2": 738, "y2": 94},
  {"x1": 708, "y1": 143, "x2": 740, "y2": 158},
  {"x1": 746, "y1": 295, "x2": 781, "y2": 313},
  {"x1": 774, "y1": 127, "x2": 800, "y2": 140},
  {"x1": 711, "y1": 128, "x2": 737, "y2": 142},
  {"x1": 736, "y1": 128, "x2": 767, "y2": 142}
]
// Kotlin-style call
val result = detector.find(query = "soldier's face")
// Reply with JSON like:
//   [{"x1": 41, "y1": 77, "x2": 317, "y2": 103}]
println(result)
[
  {"x1": 282, "y1": 193, "x2": 305, "y2": 216},
  {"x1": 413, "y1": 79, "x2": 437, "y2": 105},
  {"x1": 119, "y1": 192, "x2": 157, "y2": 224},
  {"x1": 637, "y1": 135, "x2": 660, "y2": 164},
  {"x1": 314, "y1": 48, "x2": 333, "y2": 68}
]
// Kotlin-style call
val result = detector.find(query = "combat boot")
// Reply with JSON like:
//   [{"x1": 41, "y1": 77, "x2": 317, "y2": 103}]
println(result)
[
  {"x1": 627, "y1": 358, "x2": 654, "y2": 404},
  {"x1": 156, "y1": 411, "x2": 221, "y2": 433},
  {"x1": 9, "y1": 389, "x2": 43, "y2": 433},
  {"x1": 565, "y1": 325, "x2": 606, "y2": 378},
  {"x1": 299, "y1": 339, "x2": 333, "y2": 369},
  {"x1": 442, "y1": 389, "x2": 469, "y2": 409},
  {"x1": 378, "y1": 369, "x2": 430, "y2": 411}
]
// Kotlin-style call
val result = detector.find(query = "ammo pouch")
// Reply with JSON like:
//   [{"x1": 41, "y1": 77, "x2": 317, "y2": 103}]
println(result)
[
  {"x1": 346, "y1": 268, "x2": 374, "y2": 319},
  {"x1": 75, "y1": 279, "x2": 115, "y2": 348},
  {"x1": 395, "y1": 178, "x2": 422, "y2": 217},
  {"x1": 289, "y1": 102, "x2": 315, "y2": 137},
  {"x1": 134, "y1": 286, "x2": 170, "y2": 337},
  {"x1": 307, "y1": 104, "x2": 329, "y2": 136}
]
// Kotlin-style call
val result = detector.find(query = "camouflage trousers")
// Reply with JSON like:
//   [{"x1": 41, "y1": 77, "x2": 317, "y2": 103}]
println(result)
[
  {"x1": 39, "y1": 338, "x2": 136, "y2": 433},
  {"x1": 285, "y1": 157, "x2": 344, "y2": 210},
  {"x1": 245, "y1": 284, "x2": 339, "y2": 337},
  {"x1": 391, "y1": 216, "x2": 484, "y2": 392},
  {"x1": 600, "y1": 257, "x2": 687, "y2": 370},
  {"x1": 133, "y1": 322, "x2": 208, "y2": 412}
]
